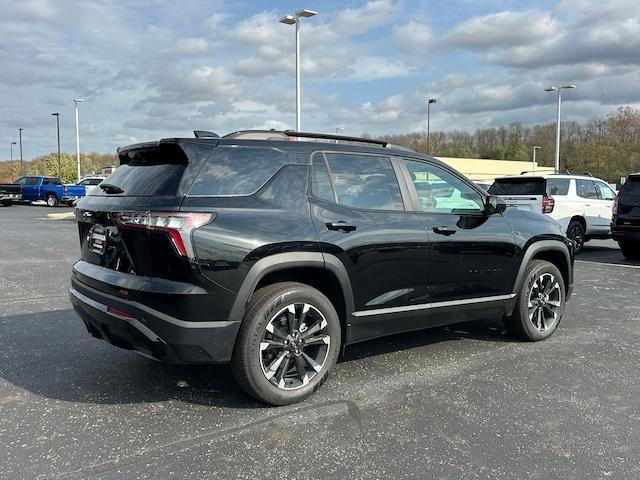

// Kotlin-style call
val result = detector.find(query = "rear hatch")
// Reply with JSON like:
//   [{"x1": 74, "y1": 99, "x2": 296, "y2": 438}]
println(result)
[
  {"x1": 489, "y1": 177, "x2": 547, "y2": 213},
  {"x1": 74, "y1": 139, "x2": 216, "y2": 285},
  {"x1": 616, "y1": 175, "x2": 640, "y2": 228}
]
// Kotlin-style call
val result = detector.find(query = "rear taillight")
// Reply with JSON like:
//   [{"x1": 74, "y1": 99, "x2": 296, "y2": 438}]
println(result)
[
  {"x1": 63, "y1": 186, "x2": 68, "y2": 194},
  {"x1": 113, "y1": 212, "x2": 213, "y2": 259},
  {"x1": 542, "y1": 195, "x2": 555, "y2": 214}
]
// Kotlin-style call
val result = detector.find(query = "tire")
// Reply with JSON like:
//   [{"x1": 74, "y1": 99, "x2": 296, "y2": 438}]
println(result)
[
  {"x1": 504, "y1": 260, "x2": 566, "y2": 341},
  {"x1": 46, "y1": 194, "x2": 59, "y2": 207},
  {"x1": 231, "y1": 282, "x2": 341, "y2": 406},
  {"x1": 619, "y1": 241, "x2": 640, "y2": 260},
  {"x1": 567, "y1": 220, "x2": 585, "y2": 253}
]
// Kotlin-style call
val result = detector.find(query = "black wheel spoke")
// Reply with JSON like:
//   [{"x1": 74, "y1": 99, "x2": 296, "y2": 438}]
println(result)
[
  {"x1": 287, "y1": 305, "x2": 297, "y2": 334},
  {"x1": 276, "y1": 356, "x2": 291, "y2": 388},
  {"x1": 303, "y1": 334, "x2": 330, "y2": 346},
  {"x1": 294, "y1": 355, "x2": 308, "y2": 385}
]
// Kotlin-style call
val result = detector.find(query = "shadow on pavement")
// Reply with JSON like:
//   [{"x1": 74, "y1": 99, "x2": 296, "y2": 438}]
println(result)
[
  {"x1": 578, "y1": 240, "x2": 640, "y2": 267},
  {"x1": 0, "y1": 308, "x2": 507, "y2": 408}
]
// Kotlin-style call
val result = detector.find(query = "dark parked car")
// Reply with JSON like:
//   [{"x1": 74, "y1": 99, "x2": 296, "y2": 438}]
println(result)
[
  {"x1": 612, "y1": 173, "x2": 640, "y2": 259},
  {"x1": 70, "y1": 130, "x2": 574, "y2": 405},
  {"x1": 0, "y1": 183, "x2": 21, "y2": 206}
]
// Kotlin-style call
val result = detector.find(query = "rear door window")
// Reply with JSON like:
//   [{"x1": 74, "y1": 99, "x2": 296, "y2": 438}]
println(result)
[
  {"x1": 188, "y1": 146, "x2": 289, "y2": 196},
  {"x1": 576, "y1": 179, "x2": 598, "y2": 199},
  {"x1": 546, "y1": 178, "x2": 570, "y2": 196},
  {"x1": 25, "y1": 177, "x2": 39, "y2": 185},
  {"x1": 489, "y1": 178, "x2": 545, "y2": 195},
  {"x1": 315, "y1": 152, "x2": 404, "y2": 211}
]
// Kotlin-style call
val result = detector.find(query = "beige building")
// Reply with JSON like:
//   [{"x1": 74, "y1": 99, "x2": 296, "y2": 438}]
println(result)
[{"x1": 435, "y1": 157, "x2": 555, "y2": 182}]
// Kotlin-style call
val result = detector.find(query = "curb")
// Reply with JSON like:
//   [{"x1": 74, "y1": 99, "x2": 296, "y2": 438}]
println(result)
[{"x1": 46, "y1": 212, "x2": 75, "y2": 221}]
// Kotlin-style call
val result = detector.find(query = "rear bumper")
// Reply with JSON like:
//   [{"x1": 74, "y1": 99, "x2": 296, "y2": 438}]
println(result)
[
  {"x1": 611, "y1": 224, "x2": 640, "y2": 243},
  {"x1": 70, "y1": 280, "x2": 240, "y2": 364}
]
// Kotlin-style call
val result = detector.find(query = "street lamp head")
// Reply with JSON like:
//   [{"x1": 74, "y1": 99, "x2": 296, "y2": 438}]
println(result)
[
  {"x1": 533, "y1": 145, "x2": 541, "y2": 150},
  {"x1": 73, "y1": 98, "x2": 84, "y2": 104},
  {"x1": 11, "y1": 141, "x2": 16, "y2": 145},
  {"x1": 561, "y1": 84, "x2": 577, "y2": 89},
  {"x1": 295, "y1": 9, "x2": 317, "y2": 18},
  {"x1": 51, "y1": 112, "x2": 60, "y2": 116},
  {"x1": 428, "y1": 98, "x2": 437, "y2": 104},
  {"x1": 544, "y1": 86, "x2": 558, "y2": 92},
  {"x1": 279, "y1": 14, "x2": 296, "y2": 25}
]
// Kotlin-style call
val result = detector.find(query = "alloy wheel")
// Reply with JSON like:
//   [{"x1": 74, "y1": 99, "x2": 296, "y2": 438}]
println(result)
[
  {"x1": 568, "y1": 224, "x2": 584, "y2": 251},
  {"x1": 259, "y1": 303, "x2": 330, "y2": 390},
  {"x1": 527, "y1": 273, "x2": 562, "y2": 332}
]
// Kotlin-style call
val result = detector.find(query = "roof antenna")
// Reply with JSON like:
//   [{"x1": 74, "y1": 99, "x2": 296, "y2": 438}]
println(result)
[{"x1": 193, "y1": 130, "x2": 219, "y2": 138}]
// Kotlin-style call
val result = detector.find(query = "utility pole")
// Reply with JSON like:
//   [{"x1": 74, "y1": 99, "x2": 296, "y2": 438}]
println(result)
[
  {"x1": 532, "y1": 145, "x2": 541, "y2": 171},
  {"x1": 52, "y1": 112, "x2": 61, "y2": 177},
  {"x1": 18, "y1": 128, "x2": 23, "y2": 175},
  {"x1": 427, "y1": 98, "x2": 436, "y2": 155},
  {"x1": 74, "y1": 99, "x2": 83, "y2": 181},
  {"x1": 279, "y1": 9, "x2": 317, "y2": 132},
  {"x1": 544, "y1": 85, "x2": 576, "y2": 173}
]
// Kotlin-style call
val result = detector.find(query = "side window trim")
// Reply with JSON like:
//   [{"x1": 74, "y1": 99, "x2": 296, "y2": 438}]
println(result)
[{"x1": 320, "y1": 152, "x2": 339, "y2": 204}]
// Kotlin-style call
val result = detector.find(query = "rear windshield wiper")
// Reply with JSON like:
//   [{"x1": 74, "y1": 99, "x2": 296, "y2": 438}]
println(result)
[{"x1": 99, "y1": 183, "x2": 124, "y2": 194}]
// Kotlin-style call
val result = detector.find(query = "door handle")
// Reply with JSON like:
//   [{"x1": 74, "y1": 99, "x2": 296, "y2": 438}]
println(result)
[
  {"x1": 326, "y1": 221, "x2": 357, "y2": 232},
  {"x1": 432, "y1": 226, "x2": 457, "y2": 236}
]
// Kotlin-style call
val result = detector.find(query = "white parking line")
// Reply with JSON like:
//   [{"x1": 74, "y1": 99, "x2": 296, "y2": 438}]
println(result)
[{"x1": 576, "y1": 260, "x2": 640, "y2": 269}]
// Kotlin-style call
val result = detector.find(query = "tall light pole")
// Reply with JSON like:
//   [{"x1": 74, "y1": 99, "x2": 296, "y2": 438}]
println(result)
[
  {"x1": 532, "y1": 145, "x2": 541, "y2": 172},
  {"x1": 279, "y1": 9, "x2": 317, "y2": 132},
  {"x1": 544, "y1": 85, "x2": 575, "y2": 173},
  {"x1": 52, "y1": 112, "x2": 61, "y2": 178},
  {"x1": 427, "y1": 98, "x2": 436, "y2": 155},
  {"x1": 18, "y1": 128, "x2": 23, "y2": 175},
  {"x1": 74, "y1": 99, "x2": 83, "y2": 181}
]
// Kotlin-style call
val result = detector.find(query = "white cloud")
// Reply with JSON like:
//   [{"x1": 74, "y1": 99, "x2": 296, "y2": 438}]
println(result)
[
  {"x1": 448, "y1": 10, "x2": 561, "y2": 49},
  {"x1": 392, "y1": 21, "x2": 433, "y2": 52},
  {"x1": 171, "y1": 38, "x2": 210, "y2": 54}
]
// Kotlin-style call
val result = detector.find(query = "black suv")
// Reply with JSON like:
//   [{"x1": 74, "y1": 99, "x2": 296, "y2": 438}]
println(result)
[
  {"x1": 70, "y1": 130, "x2": 574, "y2": 405},
  {"x1": 612, "y1": 173, "x2": 640, "y2": 259}
]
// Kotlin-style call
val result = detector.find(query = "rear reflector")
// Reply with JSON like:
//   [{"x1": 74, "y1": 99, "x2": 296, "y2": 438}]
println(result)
[
  {"x1": 113, "y1": 212, "x2": 213, "y2": 259},
  {"x1": 542, "y1": 195, "x2": 555, "y2": 214},
  {"x1": 107, "y1": 306, "x2": 134, "y2": 319}
]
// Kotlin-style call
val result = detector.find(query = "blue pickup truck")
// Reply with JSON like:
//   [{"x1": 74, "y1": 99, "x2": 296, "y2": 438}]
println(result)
[{"x1": 14, "y1": 176, "x2": 86, "y2": 207}]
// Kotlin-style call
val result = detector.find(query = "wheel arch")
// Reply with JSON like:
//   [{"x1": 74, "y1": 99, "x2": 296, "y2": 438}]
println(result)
[
  {"x1": 510, "y1": 240, "x2": 573, "y2": 314},
  {"x1": 568, "y1": 215, "x2": 586, "y2": 231},
  {"x1": 229, "y1": 252, "x2": 354, "y2": 343}
]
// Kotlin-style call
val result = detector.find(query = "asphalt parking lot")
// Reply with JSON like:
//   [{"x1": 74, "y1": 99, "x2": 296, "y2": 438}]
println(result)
[{"x1": 1, "y1": 205, "x2": 640, "y2": 480}]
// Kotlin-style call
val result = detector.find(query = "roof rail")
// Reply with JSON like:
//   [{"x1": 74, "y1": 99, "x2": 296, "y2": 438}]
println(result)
[
  {"x1": 218, "y1": 129, "x2": 416, "y2": 151},
  {"x1": 284, "y1": 130, "x2": 388, "y2": 146}
]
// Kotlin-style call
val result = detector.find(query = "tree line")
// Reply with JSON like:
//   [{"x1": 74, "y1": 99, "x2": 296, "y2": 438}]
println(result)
[
  {"x1": 380, "y1": 106, "x2": 640, "y2": 185},
  {"x1": 0, "y1": 152, "x2": 118, "y2": 184}
]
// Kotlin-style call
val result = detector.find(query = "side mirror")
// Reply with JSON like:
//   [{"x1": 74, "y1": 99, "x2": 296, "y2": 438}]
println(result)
[{"x1": 484, "y1": 195, "x2": 507, "y2": 215}]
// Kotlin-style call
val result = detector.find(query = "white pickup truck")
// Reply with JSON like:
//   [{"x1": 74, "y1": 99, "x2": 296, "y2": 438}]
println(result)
[{"x1": 489, "y1": 174, "x2": 617, "y2": 252}]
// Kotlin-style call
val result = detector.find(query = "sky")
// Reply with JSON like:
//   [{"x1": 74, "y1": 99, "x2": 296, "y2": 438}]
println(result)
[{"x1": 2, "y1": 0, "x2": 640, "y2": 159}]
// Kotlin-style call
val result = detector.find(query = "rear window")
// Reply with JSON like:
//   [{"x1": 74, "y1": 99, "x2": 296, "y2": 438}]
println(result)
[
  {"x1": 489, "y1": 178, "x2": 545, "y2": 195},
  {"x1": 188, "y1": 146, "x2": 289, "y2": 196},
  {"x1": 620, "y1": 177, "x2": 640, "y2": 195},
  {"x1": 94, "y1": 142, "x2": 212, "y2": 196}
]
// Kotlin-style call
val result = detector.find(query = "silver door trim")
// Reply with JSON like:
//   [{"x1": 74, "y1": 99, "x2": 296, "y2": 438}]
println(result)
[{"x1": 351, "y1": 293, "x2": 516, "y2": 317}]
